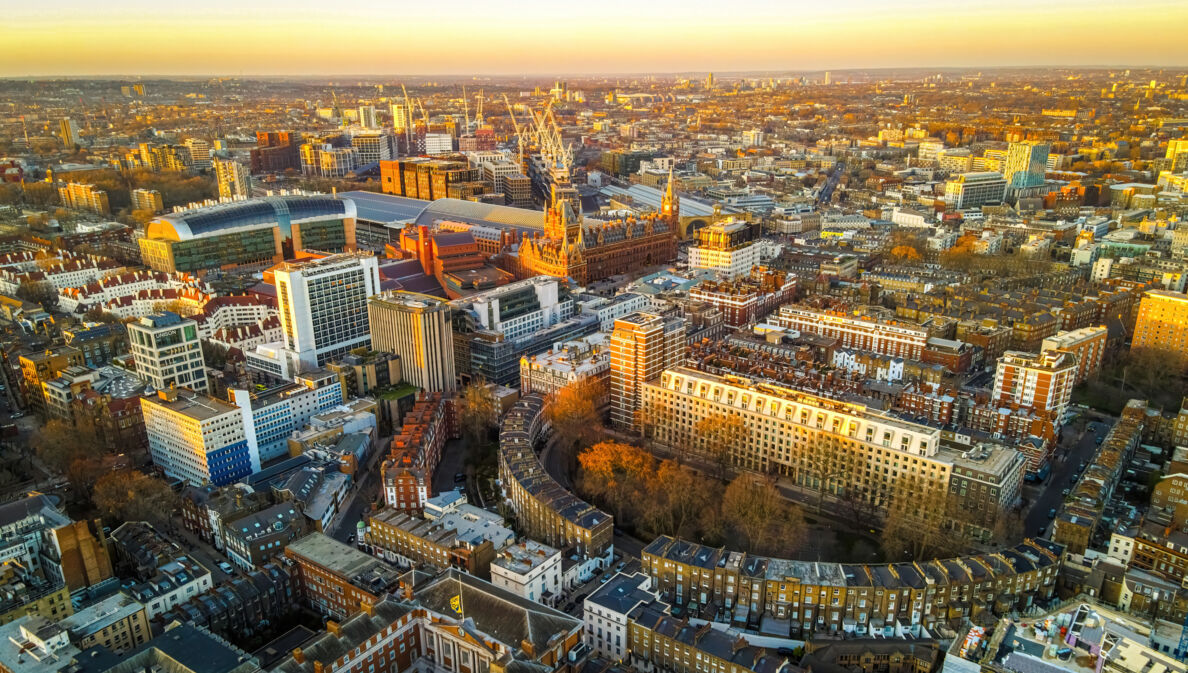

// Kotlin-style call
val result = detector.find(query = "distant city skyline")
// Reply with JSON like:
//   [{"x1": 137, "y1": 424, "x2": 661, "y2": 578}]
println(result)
[{"x1": 4, "y1": 0, "x2": 1187, "y2": 77}]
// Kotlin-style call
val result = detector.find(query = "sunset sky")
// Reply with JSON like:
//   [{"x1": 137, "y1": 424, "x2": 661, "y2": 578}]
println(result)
[{"x1": 3, "y1": 0, "x2": 1186, "y2": 77}]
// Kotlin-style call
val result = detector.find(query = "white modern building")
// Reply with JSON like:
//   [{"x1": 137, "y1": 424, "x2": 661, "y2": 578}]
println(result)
[
  {"x1": 943, "y1": 172, "x2": 1007, "y2": 210},
  {"x1": 490, "y1": 539, "x2": 562, "y2": 606},
  {"x1": 450, "y1": 276, "x2": 574, "y2": 341},
  {"x1": 127, "y1": 311, "x2": 208, "y2": 393},
  {"x1": 577, "y1": 292, "x2": 648, "y2": 331},
  {"x1": 687, "y1": 219, "x2": 760, "y2": 280},
  {"x1": 141, "y1": 387, "x2": 255, "y2": 486},
  {"x1": 275, "y1": 252, "x2": 381, "y2": 371},
  {"x1": 231, "y1": 370, "x2": 344, "y2": 464},
  {"x1": 357, "y1": 105, "x2": 379, "y2": 129}
]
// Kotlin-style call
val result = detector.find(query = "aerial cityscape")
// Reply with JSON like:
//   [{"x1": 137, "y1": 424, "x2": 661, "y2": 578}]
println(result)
[{"x1": 1, "y1": 5, "x2": 1188, "y2": 673}]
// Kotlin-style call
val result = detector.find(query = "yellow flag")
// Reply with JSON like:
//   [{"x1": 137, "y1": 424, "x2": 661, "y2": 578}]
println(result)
[{"x1": 450, "y1": 594, "x2": 462, "y2": 615}]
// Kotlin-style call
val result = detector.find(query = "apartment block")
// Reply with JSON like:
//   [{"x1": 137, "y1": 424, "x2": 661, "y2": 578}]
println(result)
[
  {"x1": 992, "y1": 350, "x2": 1076, "y2": 418},
  {"x1": 368, "y1": 291, "x2": 456, "y2": 393},
  {"x1": 688, "y1": 267, "x2": 796, "y2": 327},
  {"x1": 1133, "y1": 290, "x2": 1188, "y2": 362},
  {"x1": 381, "y1": 392, "x2": 456, "y2": 513},
  {"x1": 519, "y1": 333, "x2": 609, "y2": 401},
  {"x1": 1041, "y1": 325, "x2": 1107, "y2": 385},
  {"x1": 364, "y1": 505, "x2": 512, "y2": 579},
  {"x1": 644, "y1": 367, "x2": 1024, "y2": 528},
  {"x1": 498, "y1": 396, "x2": 613, "y2": 574},
  {"x1": 58, "y1": 182, "x2": 110, "y2": 214},
  {"x1": 774, "y1": 305, "x2": 929, "y2": 360},
  {"x1": 609, "y1": 312, "x2": 685, "y2": 432}
]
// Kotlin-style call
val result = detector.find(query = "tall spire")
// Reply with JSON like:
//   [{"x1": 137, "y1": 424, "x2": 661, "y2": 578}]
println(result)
[{"x1": 665, "y1": 164, "x2": 675, "y2": 201}]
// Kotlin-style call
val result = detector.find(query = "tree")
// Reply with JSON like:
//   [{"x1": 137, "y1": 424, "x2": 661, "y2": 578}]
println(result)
[
  {"x1": 93, "y1": 470, "x2": 180, "y2": 527},
  {"x1": 647, "y1": 459, "x2": 717, "y2": 539},
  {"x1": 458, "y1": 381, "x2": 498, "y2": 448},
  {"x1": 201, "y1": 341, "x2": 229, "y2": 369},
  {"x1": 578, "y1": 441, "x2": 653, "y2": 521},
  {"x1": 16, "y1": 280, "x2": 58, "y2": 311},
  {"x1": 22, "y1": 182, "x2": 59, "y2": 208},
  {"x1": 890, "y1": 246, "x2": 922, "y2": 263},
  {"x1": 695, "y1": 412, "x2": 746, "y2": 480},
  {"x1": 31, "y1": 419, "x2": 104, "y2": 499},
  {"x1": 544, "y1": 378, "x2": 604, "y2": 452},
  {"x1": 880, "y1": 475, "x2": 950, "y2": 560},
  {"x1": 721, "y1": 474, "x2": 804, "y2": 556},
  {"x1": 82, "y1": 307, "x2": 121, "y2": 324},
  {"x1": 790, "y1": 434, "x2": 857, "y2": 514}
]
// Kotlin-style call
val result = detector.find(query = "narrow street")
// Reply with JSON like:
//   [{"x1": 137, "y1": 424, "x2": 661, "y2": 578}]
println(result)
[{"x1": 1024, "y1": 417, "x2": 1112, "y2": 538}]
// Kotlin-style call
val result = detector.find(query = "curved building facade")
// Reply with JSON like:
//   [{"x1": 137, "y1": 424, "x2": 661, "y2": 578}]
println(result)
[
  {"x1": 498, "y1": 395, "x2": 613, "y2": 567},
  {"x1": 139, "y1": 195, "x2": 357, "y2": 273}
]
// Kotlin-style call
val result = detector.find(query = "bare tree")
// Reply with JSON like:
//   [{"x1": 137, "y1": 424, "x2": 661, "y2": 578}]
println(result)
[
  {"x1": 722, "y1": 474, "x2": 805, "y2": 556},
  {"x1": 695, "y1": 411, "x2": 746, "y2": 480}
]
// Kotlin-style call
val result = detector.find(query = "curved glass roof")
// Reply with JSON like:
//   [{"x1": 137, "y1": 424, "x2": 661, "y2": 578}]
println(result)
[
  {"x1": 150, "y1": 195, "x2": 354, "y2": 240},
  {"x1": 413, "y1": 198, "x2": 542, "y2": 231}
]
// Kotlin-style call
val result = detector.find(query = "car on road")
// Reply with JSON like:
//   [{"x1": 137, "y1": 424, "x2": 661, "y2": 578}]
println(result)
[
  {"x1": 454, "y1": 472, "x2": 466, "y2": 483},
  {"x1": 1038, "y1": 527, "x2": 1047, "y2": 537},
  {"x1": 615, "y1": 561, "x2": 626, "y2": 572},
  {"x1": 1062, "y1": 488, "x2": 1070, "y2": 496},
  {"x1": 217, "y1": 561, "x2": 234, "y2": 574},
  {"x1": 777, "y1": 647, "x2": 796, "y2": 657},
  {"x1": 600, "y1": 574, "x2": 611, "y2": 583},
  {"x1": 1047, "y1": 508, "x2": 1057, "y2": 519}
]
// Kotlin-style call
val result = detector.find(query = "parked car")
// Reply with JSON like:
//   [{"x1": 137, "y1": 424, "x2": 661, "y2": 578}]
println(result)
[
  {"x1": 217, "y1": 561, "x2": 234, "y2": 574},
  {"x1": 1047, "y1": 508, "x2": 1057, "y2": 519},
  {"x1": 454, "y1": 472, "x2": 466, "y2": 483}
]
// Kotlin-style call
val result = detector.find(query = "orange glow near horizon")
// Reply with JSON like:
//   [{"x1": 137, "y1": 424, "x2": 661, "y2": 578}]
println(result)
[{"x1": 3, "y1": 1, "x2": 1187, "y2": 77}]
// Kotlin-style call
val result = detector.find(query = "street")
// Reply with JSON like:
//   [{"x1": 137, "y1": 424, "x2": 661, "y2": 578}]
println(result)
[
  {"x1": 326, "y1": 435, "x2": 387, "y2": 542},
  {"x1": 1024, "y1": 415, "x2": 1112, "y2": 538}
]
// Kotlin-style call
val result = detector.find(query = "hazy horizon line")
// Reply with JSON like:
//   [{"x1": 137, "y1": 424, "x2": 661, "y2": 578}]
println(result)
[{"x1": 3, "y1": 63, "x2": 1188, "y2": 81}]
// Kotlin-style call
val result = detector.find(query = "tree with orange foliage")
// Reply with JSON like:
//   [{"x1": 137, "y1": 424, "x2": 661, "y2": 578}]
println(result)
[
  {"x1": 648, "y1": 459, "x2": 715, "y2": 538},
  {"x1": 544, "y1": 378, "x2": 605, "y2": 452},
  {"x1": 577, "y1": 441, "x2": 653, "y2": 520},
  {"x1": 890, "y1": 245, "x2": 921, "y2": 263}
]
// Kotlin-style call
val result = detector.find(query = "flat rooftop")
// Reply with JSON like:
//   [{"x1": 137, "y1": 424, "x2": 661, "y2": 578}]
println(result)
[{"x1": 145, "y1": 389, "x2": 238, "y2": 421}]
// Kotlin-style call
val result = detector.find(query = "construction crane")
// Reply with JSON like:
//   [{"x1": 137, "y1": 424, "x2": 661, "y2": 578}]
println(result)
[
  {"x1": 400, "y1": 84, "x2": 413, "y2": 149},
  {"x1": 503, "y1": 94, "x2": 530, "y2": 167},
  {"x1": 462, "y1": 85, "x2": 469, "y2": 131}
]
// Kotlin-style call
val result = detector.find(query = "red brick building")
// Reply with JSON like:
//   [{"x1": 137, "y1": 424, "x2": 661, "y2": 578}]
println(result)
[
  {"x1": 688, "y1": 267, "x2": 797, "y2": 327},
  {"x1": 507, "y1": 186, "x2": 678, "y2": 285},
  {"x1": 382, "y1": 393, "x2": 457, "y2": 513}
]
